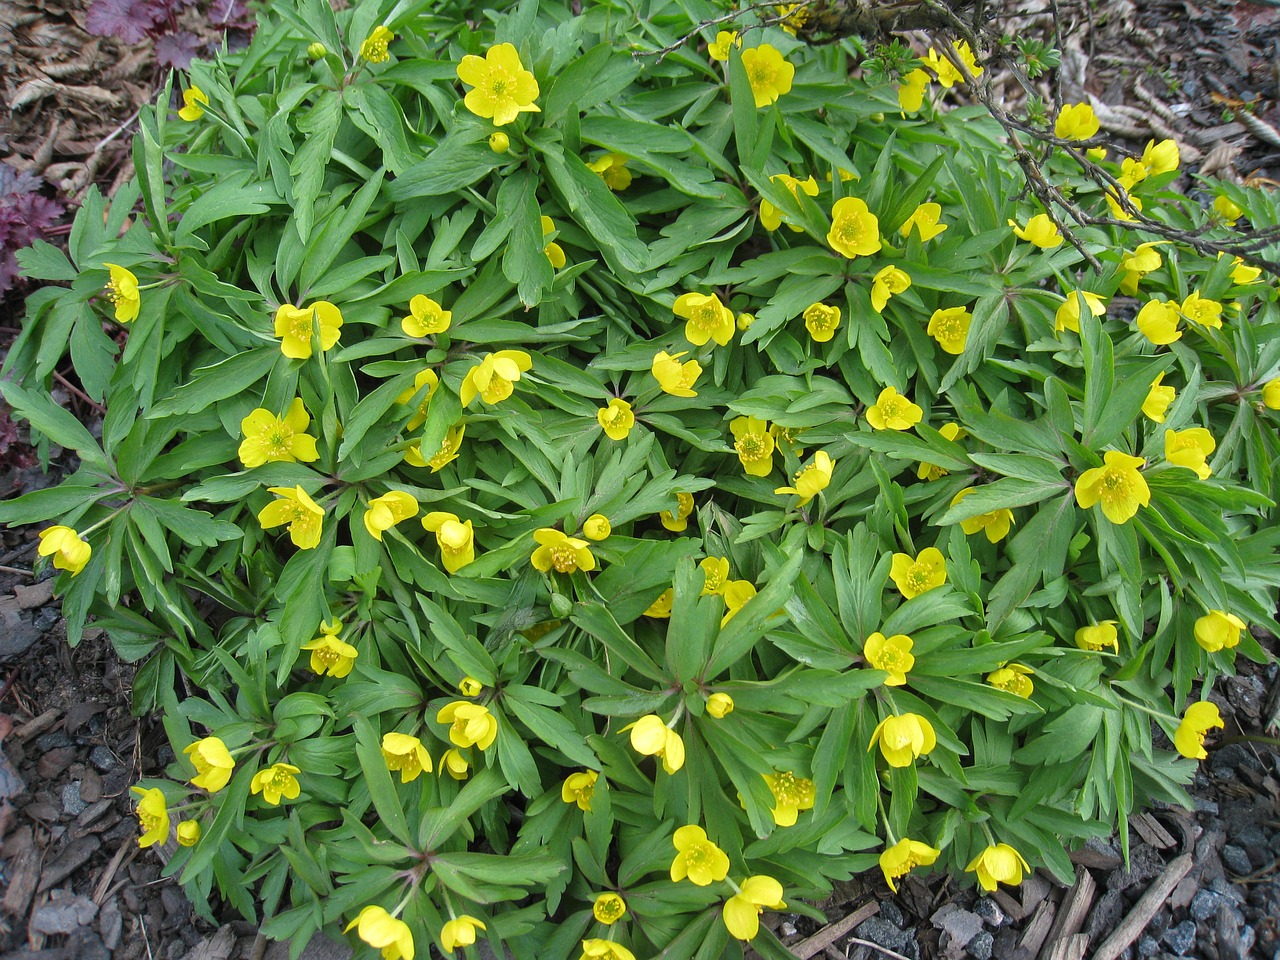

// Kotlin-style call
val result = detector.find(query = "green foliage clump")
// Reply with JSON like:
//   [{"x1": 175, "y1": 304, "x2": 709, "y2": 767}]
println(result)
[{"x1": 3, "y1": 0, "x2": 1279, "y2": 957}]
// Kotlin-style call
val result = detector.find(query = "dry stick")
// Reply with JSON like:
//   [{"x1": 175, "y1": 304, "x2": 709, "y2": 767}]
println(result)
[
  {"x1": 1091, "y1": 853, "x2": 1193, "y2": 960},
  {"x1": 847, "y1": 937, "x2": 915, "y2": 960},
  {"x1": 789, "y1": 901, "x2": 880, "y2": 959}
]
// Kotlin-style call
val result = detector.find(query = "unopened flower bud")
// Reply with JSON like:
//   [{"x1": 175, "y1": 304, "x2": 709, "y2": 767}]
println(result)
[
  {"x1": 307, "y1": 42, "x2": 328, "y2": 59},
  {"x1": 583, "y1": 514, "x2": 611, "y2": 541},
  {"x1": 489, "y1": 132, "x2": 510, "y2": 154},
  {"x1": 737, "y1": 312, "x2": 755, "y2": 331}
]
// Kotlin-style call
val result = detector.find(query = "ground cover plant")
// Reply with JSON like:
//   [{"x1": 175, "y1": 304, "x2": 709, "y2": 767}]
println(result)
[{"x1": 2, "y1": 0, "x2": 1280, "y2": 957}]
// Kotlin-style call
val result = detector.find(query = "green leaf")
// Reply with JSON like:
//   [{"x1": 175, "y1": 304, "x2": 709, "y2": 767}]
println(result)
[
  {"x1": 352, "y1": 714, "x2": 412, "y2": 846},
  {"x1": 500, "y1": 169, "x2": 555, "y2": 307},
  {"x1": 540, "y1": 143, "x2": 647, "y2": 274},
  {"x1": 0, "y1": 379, "x2": 110, "y2": 473},
  {"x1": 705, "y1": 550, "x2": 803, "y2": 677}
]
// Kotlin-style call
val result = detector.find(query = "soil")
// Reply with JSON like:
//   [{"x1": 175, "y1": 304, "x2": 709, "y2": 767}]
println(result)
[{"x1": 1, "y1": 0, "x2": 1280, "y2": 958}]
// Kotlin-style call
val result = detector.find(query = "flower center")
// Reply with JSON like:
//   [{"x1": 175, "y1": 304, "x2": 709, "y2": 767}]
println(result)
[
  {"x1": 140, "y1": 809, "x2": 161, "y2": 831},
  {"x1": 839, "y1": 218, "x2": 864, "y2": 243},
  {"x1": 550, "y1": 543, "x2": 578, "y2": 573},
  {"x1": 289, "y1": 311, "x2": 313, "y2": 341},
  {"x1": 271, "y1": 769, "x2": 292, "y2": 789},
  {"x1": 882, "y1": 397, "x2": 907, "y2": 420},
  {"x1": 704, "y1": 569, "x2": 724, "y2": 591},
  {"x1": 316, "y1": 645, "x2": 339, "y2": 668},
  {"x1": 693, "y1": 303, "x2": 720, "y2": 330},
  {"x1": 736, "y1": 435, "x2": 768, "y2": 461},
  {"x1": 1099, "y1": 469, "x2": 1132, "y2": 502},
  {"x1": 685, "y1": 844, "x2": 713, "y2": 868},
  {"x1": 267, "y1": 427, "x2": 293, "y2": 457},
  {"x1": 877, "y1": 648, "x2": 906, "y2": 670},
  {"x1": 489, "y1": 73, "x2": 510, "y2": 97},
  {"x1": 936, "y1": 316, "x2": 960, "y2": 340},
  {"x1": 770, "y1": 772, "x2": 803, "y2": 804},
  {"x1": 597, "y1": 899, "x2": 624, "y2": 921}
]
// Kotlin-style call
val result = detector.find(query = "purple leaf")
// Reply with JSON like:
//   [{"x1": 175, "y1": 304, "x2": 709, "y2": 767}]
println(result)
[
  {"x1": 85, "y1": 0, "x2": 163, "y2": 43},
  {"x1": 0, "y1": 163, "x2": 64, "y2": 294},
  {"x1": 155, "y1": 30, "x2": 202, "y2": 68}
]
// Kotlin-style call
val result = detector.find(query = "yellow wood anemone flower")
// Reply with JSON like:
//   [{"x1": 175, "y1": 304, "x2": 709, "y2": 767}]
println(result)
[
  {"x1": 741, "y1": 44, "x2": 794, "y2": 108},
  {"x1": 1264, "y1": 379, "x2": 1280, "y2": 409},
  {"x1": 871, "y1": 266, "x2": 911, "y2": 313},
  {"x1": 183, "y1": 736, "x2": 234, "y2": 792},
  {"x1": 437, "y1": 701, "x2": 498, "y2": 750},
  {"x1": 582, "y1": 514, "x2": 611, "y2": 541},
  {"x1": 1007, "y1": 213, "x2": 1062, "y2": 248},
  {"x1": 863, "y1": 631, "x2": 915, "y2": 686},
  {"x1": 440, "y1": 748, "x2": 470, "y2": 781},
  {"x1": 928, "y1": 305, "x2": 972, "y2": 354},
  {"x1": 879, "y1": 838, "x2": 940, "y2": 893},
  {"x1": 763, "y1": 771, "x2": 815, "y2": 826},
  {"x1": 706, "y1": 692, "x2": 734, "y2": 718},
  {"x1": 588, "y1": 152, "x2": 632, "y2": 191},
  {"x1": 917, "y1": 423, "x2": 964, "y2": 480},
  {"x1": 803, "y1": 302, "x2": 841, "y2": 343},
  {"x1": 238, "y1": 398, "x2": 320, "y2": 468},
  {"x1": 456, "y1": 43, "x2": 541, "y2": 126},
  {"x1": 422, "y1": 511, "x2": 476, "y2": 574},
  {"x1": 542, "y1": 216, "x2": 567, "y2": 269},
  {"x1": 1180, "y1": 290, "x2": 1223, "y2": 329},
  {"x1": 346, "y1": 906, "x2": 414, "y2": 960},
  {"x1": 441, "y1": 915, "x2": 487, "y2": 952},
  {"x1": 401, "y1": 294, "x2": 451, "y2": 337},
  {"x1": 1120, "y1": 241, "x2": 1167, "y2": 295},
  {"x1": 674, "y1": 291, "x2": 735, "y2": 347},
  {"x1": 37, "y1": 525, "x2": 91, "y2": 575},
  {"x1": 597, "y1": 397, "x2": 635, "y2": 440},
  {"x1": 1054, "y1": 290, "x2": 1106, "y2": 334},
  {"x1": 900, "y1": 202, "x2": 947, "y2": 241},
  {"x1": 177, "y1": 821, "x2": 201, "y2": 846},
  {"x1": 251, "y1": 762, "x2": 301, "y2": 805},
  {"x1": 890, "y1": 547, "x2": 946, "y2": 599},
  {"x1": 301, "y1": 621, "x2": 357, "y2": 678},
  {"x1": 723, "y1": 875, "x2": 787, "y2": 940},
  {"x1": 721, "y1": 579, "x2": 757, "y2": 626},
  {"x1": 730, "y1": 416, "x2": 776, "y2": 477},
  {"x1": 869, "y1": 712, "x2": 936, "y2": 767},
  {"x1": 644, "y1": 588, "x2": 674, "y2": 618},
  {"x1": 898, "y1": 68, "x2": 930, "y2": 114},
  {"x1": 951, "y1": 487, "x2": 1015, "y2": 544},
  {"x1": 531, "y1": 528, "x2": 596, "y2": 574},
  {"x1": 866, "y1": 386, "x2": 922, "y2": 431},
  {"x1": 1075, "y1": 620, "x2": 1119, "y2": 653},
  {"x1": 1143, "y1": 373, "x2": 1176, "y2": 423},
  {"x1": 660, "y1": 492, "x2": 695, "y2": 531},
  {"x1": 131, "y1": 786, "x2": 170, "y2": 848},
  {"x1": 363, "y1": 491, "x2": 420, "y2": 541},
  {"x1": 579, "y1": 939, "x2": 636, "y2": 960},
  {"x1": 669, "y1": 824, "x2": 730, "y2": 884},
  {"x1": 359, "y1": 25, "x2": 393, "y2": 63},
  {"x1": 986, "y1": 663, "x2": 1034, "y2": 698},
  {"x1": 775, "y1": 450, "x2": 835, "y2": 506},
  {"x1": 274, "y1": 301, "x2": 343, "y2": 359},
  {"x1": 178, "y1": 86, "x2": 209, "y2": 121},
  {"x1": 1074, "y1": 450, "x2": 1149, "y2": 524},
  {"x1": 1142, "y1": 137, "x2": 1180, "y2": 175},
  {"x1": 700, "y1": 556, "x2": 730, "y2": 596},
  {"x1": 761, "y1": 173, "x2": 819, "y2": 231},
  {"x1": 1174, "y1": 701, "x2": 1224, "y2": 760},
  {"x1": 827, "y1": 197, "x2": 882, "y2": 259},
  {"x1": 593, "y1": 893, "x2": 627, "y2": 925},
  {"x1": 257, "y1": 485, "x2": 325, "y2": 550},
  {"x1": 460, "y1": 350, "x2": 532, "y2": 406},
  {"x1": 966, "y1": 842, "x2": 1031, "y2": 891},
  {"x1": 406, "y1": 424, "x2": 466, "y2": 472},
  {"x1": 1055, "y1": 101, "x2": 1099, "y2": 140},
  {"x1": 1164, "y1": 427, "x2": 1215, "y2": 479},
  {"x1": 626, "y1": 714, "x2": 685, "y2": 774},
  {"x1": 1194, "y1": 610, "x2": 1245, "y2": 652},
  {"x1": 396, "y1": 369, "x2": 440, "y2": 431},
  {"x1": 561, "y1": 770, "x2": 598, "y2": 811},
  {"x1": 652, "y1": 350, "x2": 702, "y2": 397},
  {"x1": 381, "y1": 732, "x2": 433, "y2": 783},
  {"x1": 1135, "y1": 298, "x2": 1182, "y2": 345},
  {"x1": 707, "y1": 30, "x2": 740, "y2": 61},
  {"x1": 102, "y1": 262, "x2": 141, "y2": 322}
]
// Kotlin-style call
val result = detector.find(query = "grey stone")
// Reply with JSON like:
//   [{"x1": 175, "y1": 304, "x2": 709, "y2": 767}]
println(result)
[
  {"x1": 0, "y1": 603, "x2": 40, "y2": 658},
  {"x1": 1222, "y1": 844, "x2": 1252, "y2": 875},
  {"x1": 879, "y1": 898, "x2": 904, "y2": 927},
  {"x1": 1191, "y1": 888, "x2": 1226, "y2": 921},
  {"x1": 35, "y1": 730, "x2": 72, "y2": 751},
  {"x1": 1193, "y1": 796, "x2": 1219, "y2": 816},
  {"x1": 966, "y1": 931, "x2": 994, "y2": 960},
  {"x1": 856, "y1": 916, "x2": 910, "y2": 951},
  {"x1": 1137, "y1": 935, "x2": 1160, "y2": 957},
  {"x1": 933, "y1": 904, "x2": 983, "y2": 950},
  {"x1": 61, "y1": 781, "x2": 87, "y2": 816},
  {"x1": 974, "y1": 897, "x2": 1005, "y2": 928},
  {"x1": 89, "y1": 746, "x2": 117, "y2": 772},
  {"x1": 1163, "y1": 920, "x2": 1197, "y2": 956},
  {"x1": 900, "y1": 942, "x2": 921, "y2": 960},
  {"x1": 31, "y1": 896, "x2": 99, "y2": 934}
]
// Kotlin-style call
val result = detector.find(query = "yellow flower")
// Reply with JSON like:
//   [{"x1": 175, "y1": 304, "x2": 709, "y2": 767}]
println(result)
[
  {"x1": 1136, "y1": 298, "x2": 1182, "y2": 345},
  {"x1": 660, "y1": 492, "x2": 695, "y2": 531},
  {"x1": 456, "y1": 42, "x2": 540, "y2": 126},
  {"x1": 928, "y1": 305, "x2": 973, "y2": 354},
  {"x1": 359, "y1": 25, "x2": 393, "y2": 63},
  {"x1": 1055, "y1": 101, "x2": 1099, "y2": 140},
  {"x1": 1164, "y1": 427, "x2": 1215, "y2": 479},
  {"x1": 440, "y1": 748, "x2": 470, "y2": 780},
  {"x1": 1213, "y1": 195, "x2": 1243, "y2": 225},
  {"x1": 459, "y1": 676, "x2": 483, "y2": 697},
  {"x1": 986, "y1": 663, "x2": 1034, "y2": 697},
  {"x1": 363, "y1": 491, "x2": 420, "y2": 541},
  {"x1": 879, "y1": 839, "x2": 941, "y2": 893},
  {"x1": 917, "y1": 422, "x2": 963, "y2": 481},
  {"x1": 542, "y1": 215, "x2": 567, "y2": 269},
  {"x1": 176, "y1": 820, "x2": 201, "y2": 846},
  {"x1": 1054, "y1": 291, "x2": 1106, "y2": 334},
  {"x1": 1142, "y1": 138, "x2": 1180, "y2": 176},
  {"x1": 827, "y1": 197, "x2": 883, "y2": 259},
  {"x1": 721, "y1": 579, "x2": 757, "y2": 626},
  {"x1": 1174, "y1": 701, "x2": 1224, "y2": 760},
  {"x1": 251, "y1": 762, "x2": 301, "y2": 805},
  {"x1": 441, "y1": 915, "x2": 486, "y2": 952},
  {"x1": 898, "y1": 68, "x2": 931, "y2": 114},
  {"x1": 131, "y1": 786, "x2": 169, "y2": 848},
  {"x1": 644, "y1": 588, "x2": 674, "y2": 617},
  {"x1": 738, "y1": 312, "x2": 754, "y2": 330},
  {"x1": 701, "y1": 556, "x2": 730, "y2": 595},
  {"x1": 583, "y1": 514, "x2": 611, "y2": 541},
  {"x1": 871, "y1": 266, "x2": 911, "y2": 313},
  {"x1": 723, "y1": 875, "x2": 786, "y2": 941},
  {"x1": 1103, "y1": 184, "x2": 1142, "y2": 221},
  {"x1": 803, "y1": 302, "x2": 842, "y2": 343},
  {"x1": 301, "y1": 620, "x2": 358, "y2": 677},
  {"x1": 408, "y1": 423, "x2": 465, "y2": 473},
  {"x1": 1119, "y1": 157, "x2": 1148, "y2": 190},
  {"x1": 706, "y1": 693, "x2": 735, "y2": 718},
  {"x1": 900, "y1": 202, "x2": 947, "y2": 241},
  {"x1": 763, "y1": 771, "x2": 815, "y2": 826},
  {"x1": 670, "y1": 824, "x2": 730, "y2": 884},
  {"x1": 461, "y1": 350, "x2": 532, "y2": 406},
  {"x1": 869, "y1": 713, "x2": 936, "y2": 767},
  {"x1": 866, "y1": 386, "x2": 922, "y2": 431},
  {"x1": 1180, "y1": 290, "x2": 1223, "y2": 330},
  {"x1": 774, "y1": 2, "x2": 808, "y2": 34},
  {"x1": 863, "y1": 632, "x2": 915, "y2": 686},
  {"x1": 708, "y1": 30, "x2": 740, "y2": 61},
  {"x1": 1120, "y1": 242, "x2": 1167, "y2": 295},
  {"x1": 396, "y1": 369, "x2": 440, "y2": 432},
  {"x1": 1228, "y1": 256, "x2": 1261, "y2": 285},
  {"x1": 1075, "y1": 621, "x2": 1119, "y2": 654},
  {"x1": 1194, "y1": 610, "x2": 1245, "y2": 653},
  {"x1": 921, "y1": 46, "x2": 964, "y2": 87},
  {"x1": 238, "y1": 398, "x2": 320, "y2": 468},
  {"x1": 627, "y1": 714, "x2": 685, "y2": 773},
  {"x1": 773, "y1": 453, "x2": 834, "y2": 512},
  {"x1": 531, "y1": 528, "x2": 596, "y2": 574},
  {"x1": 951, "y1": 487, "x2": 1015, "y2": 543},
  {"x1": 1008, "y1": 214, "x2": 1062, "y2": 248},
  {"x1": 437, "y1": 701, "x2": 498, "y2": 750},
  {"x1": 760, "y1": 173, "x2": 819, "y2": 231},
  {"x1": 489, "y1": 132, "x2": 510, "y2": 154},
  {"x1": 37, "y1": 525, "x2": 91, "y2": 576},
  {"x1": 561, "y1": 770, "x2": 598, "y2": 811},
  {"x1": 184, "y1": 737, "x2": 234, "y2": 792},
  {"x1": 1074, "y1": 450, "x2": 1149, "y2": 524},
  {"x1": 274, "y1": 301, "x2": 343, "y2": 359},
  {"x1": 1143, "y1": 373, "x2": 1176, "y2": 423},
  {"x1": 401, "y1": 295, "x2": 451, "y2": 337},
  {"x1": 588, "y1": 153, "x2": 632, "y2": 191},
  {"x1": 422, "y1": 512, "x2": 475, "y2": 574},
  {"x1": 257, "y1": 485, "x2": 325, "y2": 550},
  {"x1": 889, "y1": 547, "x2": 946, "y2": 599},
  {"x1": 1264, "y1": 379, "x2": 1280, "y2": 409},
  {"x1": 967, "y1": 843, "x2": 1031, "y2": 891},
  {"x1": 347, "y1": 906, "x2": 414, "y2": 960},
  {"x1": 178, "y1": 86, "x2": 209, "y2": 122},
  {"x1": 580, "y1": 940, "x2": 636, "y2": 960},
  {"x1": 741, "y1": 44, "x2": 794, "y2": 108},
  {"x1": 674, "y1": 291, "x2": 735, "y2": 347},
  {"x1": 381, "y1": 732, "x2": 432, "y2": 783},
  {"x1": 102, "y1": 263, "x2": 140, "y2": 322},
  {"x1": 593, "y1": 893, "x2": 627, "y2": 925},
  {"x1": 1086, "y1": 146, "x2": 1108, "y2": 161},
  {"x1": 730, "y1": 416, "x2": 776, "y2": 477},
  {"x1": 651, "y1": 350, "x2": 702, "y2": 398}
]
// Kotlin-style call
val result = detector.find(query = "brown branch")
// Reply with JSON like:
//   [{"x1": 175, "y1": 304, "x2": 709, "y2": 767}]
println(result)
[{"x1": 798, "y1": 0, "x2": 980, "y2": 41}]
